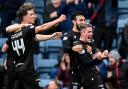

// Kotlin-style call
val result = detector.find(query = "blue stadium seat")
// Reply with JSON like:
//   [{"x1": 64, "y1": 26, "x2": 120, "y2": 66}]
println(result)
[
  {"x1": 45, "y1": 38, "x2": 62, "y2": 59},
  {"x1": 39, "y1": 41, "x2": 46, "y2": 53},
  {"x1": 46, "y1": 38, "x2": 62, "y2": 47},
  {"x1": 39, "y1": 73, "x2": 50, "y2": 79},
  {"x1": 118, "y1": 0, "x2": 128, "y2": 14},
  {"x1": 48, "y1": 53, "x2": 59, "y2": 59},
  {"x1": 36, "y1": 59, "x2": 58, "y2": 74},
  {"x1": 0, "y1": 38, "x2": 7, "y2": 48},
  {"x1": 117, "y1": 14, "x2": 128, "y2": 47},
  {"x1": 0, "y1": 58, "x2": 4, "y2": 65},
  {"x1": 39, "y1": 79, "x2": 52, "y2": 88}
]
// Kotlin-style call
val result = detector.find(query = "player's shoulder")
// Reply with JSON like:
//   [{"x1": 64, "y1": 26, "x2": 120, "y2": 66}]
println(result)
[
  {"x1": 63, "y1": 31, "x2": 74, "y2": 36},
  {"x1": 26, "y1": 24, "x2": 35, "y2": 30},
  {"x1": 22, "y1": 24, "x2": 35, "y2": 33},
  {"x1": 29, "y1": 25, "x2": 35, "y2": 29},
  {"x1": 63, "y1": 31, "x2": 74, "y2": 40}
]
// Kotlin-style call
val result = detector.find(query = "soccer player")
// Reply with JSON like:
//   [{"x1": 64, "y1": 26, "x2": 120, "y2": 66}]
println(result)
[
  {"x1": 75, "y1": 24, "x2": 108, "y2": 89},
  {"x1": 62, "y1": 12, "x2": 86, "y2": 89},
  {"x1": 5, "y1": 2, "x2": 66, "y2": 89}
]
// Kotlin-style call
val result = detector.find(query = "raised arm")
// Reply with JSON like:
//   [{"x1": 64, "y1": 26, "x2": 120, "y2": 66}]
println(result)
[
  {"x1": 35, "y1": 14, "x2": 66, "y2": 33},
  {"x1": 34, "y1": 32, "x2": 62, "y2": 41},
  {"x1": 6, "y1": 14, "x2": 66, "y2": 33}
]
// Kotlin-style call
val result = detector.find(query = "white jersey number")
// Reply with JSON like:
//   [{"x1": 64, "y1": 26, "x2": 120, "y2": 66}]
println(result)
[{"x1": 12, "y1": 38, "x2": 25, "y2": 56}]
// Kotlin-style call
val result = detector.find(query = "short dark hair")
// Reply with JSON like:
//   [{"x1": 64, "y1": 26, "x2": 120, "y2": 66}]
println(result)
[
  {"x1": 71, "y1": 11, "x2": 85, "y2": 20},
  {"x1": 16, "y1": 2, "x2": 34, "y2": 19}
]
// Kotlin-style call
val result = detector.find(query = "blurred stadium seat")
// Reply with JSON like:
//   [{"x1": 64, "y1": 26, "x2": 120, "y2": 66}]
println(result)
[
  {"x1": 39, "y1": 79, "x2": 52, "y2": 88},
  {"x1": 36, "y1": 59, "x2": 58, "y2": 74}
]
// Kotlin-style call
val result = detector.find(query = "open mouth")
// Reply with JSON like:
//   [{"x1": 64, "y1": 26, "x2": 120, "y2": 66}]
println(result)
[
  {"x1": 87, "y1": 36, "x2": 93, "y2": 43},
  {"x1": 88, "y1": 36, "x2": 93, "y2": 40}
]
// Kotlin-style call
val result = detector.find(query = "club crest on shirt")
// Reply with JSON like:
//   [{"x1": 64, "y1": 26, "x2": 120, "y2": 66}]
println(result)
[
  {"x1": 30, "y1": 25, "x2": 35, "y2": 28},
  {"x1": 74, "y1": 36, "x2": 76, "y2": 39},
  {"x1": 73, "y1": 41, "x2": 78, "y2": 45},
  {"x1": 64, "y1": 32, "x2": 67, "y2": 35},
  {"x1": 63, "y1": 37, "x2": 68, "y2": 40}
]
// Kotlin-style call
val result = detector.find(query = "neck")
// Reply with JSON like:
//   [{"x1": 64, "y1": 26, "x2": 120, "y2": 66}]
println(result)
[
  {"x1": 72, "y1": 26, "x2": 79, "y2": 32},
  {"x1": 21, "y1": 21, "x2": 28, "y2": 24},
  {"x1": 21, "y1": 19, "x2": 31, "y2": 24},
  {"x1": 80, "y1": 37, "x2": 87, "y2": 43}
]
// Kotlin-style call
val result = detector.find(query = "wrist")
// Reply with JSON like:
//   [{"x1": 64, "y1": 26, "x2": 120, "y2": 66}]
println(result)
[{"x1": 57, "y1": 18, "x2": 62, "y2": 23}]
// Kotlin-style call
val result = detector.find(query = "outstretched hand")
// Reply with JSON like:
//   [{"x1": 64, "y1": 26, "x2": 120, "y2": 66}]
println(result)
[
  {"x1": 51, "y1": 32, "x2": 63, "y2": 39},
  {"x1": 86, "y1": 45, "x2": 93, "y2": 54},
  {"x1": 102, "y1": 50, "x2": 108, "y2": 58},
  {"x1": 72, "y1": 45, "x2": 83, "y2": 53},
  {"x1": 93, "y1": 52, "x2": 103, "y2": 60},
  {"x1": 93, "y1": 50, "x2": 108, "y2": 60}
]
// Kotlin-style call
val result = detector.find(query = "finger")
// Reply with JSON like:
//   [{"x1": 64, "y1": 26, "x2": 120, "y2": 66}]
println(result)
[{"x1": 57, "y1": 32, "x2": 63, "y2": 36}]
